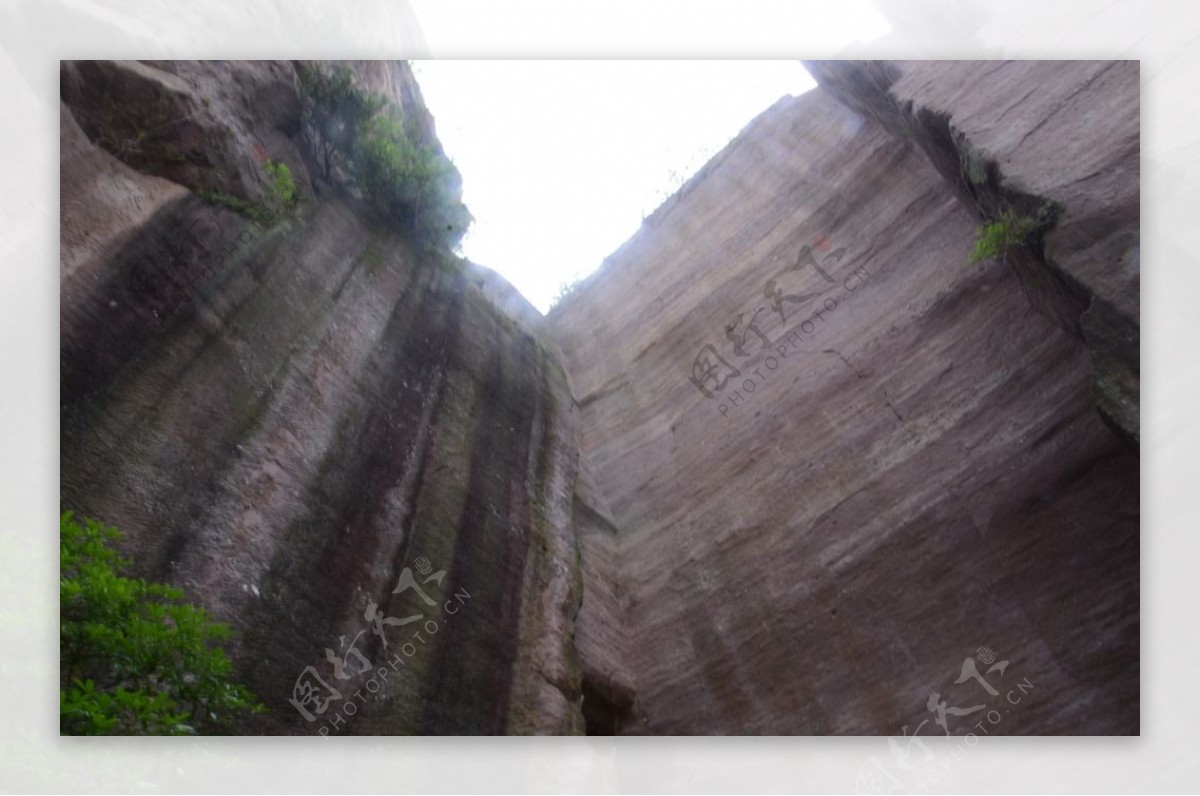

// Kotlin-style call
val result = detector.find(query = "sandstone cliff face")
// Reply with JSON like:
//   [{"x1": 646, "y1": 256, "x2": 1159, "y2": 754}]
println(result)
[
  {"x1": 805, "y1": 60, "x2": 1140, "y2": 445},
  {"x1": 60, "y1": 60, "x2": 584, "y2": 735},
  {"x1": 61, "y1": 59, "x2": 1139, "y2": 737},
  {"x1": 550, "y1": 62, "x2": 1138, "y2": 734}
]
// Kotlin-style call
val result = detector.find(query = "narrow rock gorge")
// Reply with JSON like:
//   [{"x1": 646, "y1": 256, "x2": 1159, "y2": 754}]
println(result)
[{"x1": 60, "y1": 59, "x2": 1138, "y2": 736}]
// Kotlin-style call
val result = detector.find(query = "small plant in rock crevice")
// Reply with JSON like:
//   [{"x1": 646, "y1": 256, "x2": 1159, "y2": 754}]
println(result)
[
  {"x1": 260, "y1": 158, "x2": 298, "y2": 218},
  {"x1": 968, "y1": 201, "x2": 1064, "y2": 265},
  {"x1": 197, "y1": 158, "x2": 300, "y2": 226}
]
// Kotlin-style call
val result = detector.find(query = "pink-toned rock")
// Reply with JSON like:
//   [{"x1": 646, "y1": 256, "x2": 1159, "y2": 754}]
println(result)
[
  {"x1": 60, "y1": 58, "x2": 1139, "y2": 738},
  {"x1": 551, "y1": 64, "x2": 1138, "y2": 735},
  {"x1": 805, "y1": 60, "x2": 1140, "y2": 444},
  {"x1": 60, "y1": 60, "x2": 584, "y2": 735}
]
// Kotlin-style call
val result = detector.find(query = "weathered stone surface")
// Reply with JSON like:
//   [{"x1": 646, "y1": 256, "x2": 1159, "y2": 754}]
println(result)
[
  {"x1": 59, "y1": 101, "x2": 188, "y2": 282},
  {"x1": 550, "y1": 70, "x2": 1138, "y2": 734},
  {"x1": 804, "y1": 60, "x2": 1140, "y2": 445},
  {"x1": 60, "y1": 58, "x2": 1139, "y2": 737},
  {"x1": 60, "y1": 61, "x2": 584, "y2": 735},
  {"x1": 61, "y1": 59, "x2": 308, "y2": 204},
  {"x1": 572, "y1": 450, "x2": 636, "y2": 734}
]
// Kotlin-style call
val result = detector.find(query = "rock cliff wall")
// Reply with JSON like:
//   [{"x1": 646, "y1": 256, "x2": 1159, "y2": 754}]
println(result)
[
  {"x1": 60, "y1": 60, "x2": 584, "y2": 735},
  {"x1": 805, "y1": 60, "x2": 1140, "y2": 445},
  {"x1": 550, "y1": 61, "x2": 1138, "y2": 734},
  {"x1": 60, "y1": 59, "x2": 1139, "y2": 736}
]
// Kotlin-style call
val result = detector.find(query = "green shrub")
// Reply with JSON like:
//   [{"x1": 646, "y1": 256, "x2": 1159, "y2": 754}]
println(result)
[
  {"x1": 297, "y1": 64, "x2": 383, "y2": 181},
  {"x1": 60, "y1": 512, "x2": 265, "y2": 735},
  {"x1": 261, "y1": 158, "x2": 298, "y2": 217},
  {"x1": 197, "y1": 158, "x2": 298, "y2": 226},
  {"x1": 968, "y1": 208, "x2": 1037, "y2": 264},
  {"x1": 968, "y1": 202, "x2": 1064, "y2": 265},
  {"x1": 297, "y1": 63, "x2": 472, "y2": 253},
  {"x1": 350, "y1": 113, "x2": 472, "y2": 251}
]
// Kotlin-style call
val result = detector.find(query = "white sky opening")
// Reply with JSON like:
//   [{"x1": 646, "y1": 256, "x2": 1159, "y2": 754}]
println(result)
[{"x1": 409, "y1": 9, "x2": 890, "y2": 313}]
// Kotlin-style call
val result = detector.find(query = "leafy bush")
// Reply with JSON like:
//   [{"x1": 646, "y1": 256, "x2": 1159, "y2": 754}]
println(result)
[
  {"x1": 297, "y1": 64, "x2": 383, "y2": 181},
  {"x1": 261, "y1": 158, "x2": 298, "y2": 218},
  {"x1": 968, "y1": 208, "x2": 1037, "y2": 264},
  {"x1": 350, "y1": 113, "x2": 472, "y2": 251},
  {"x1": 60, "y1": 512, "x2": 264, "y2": 735},
  {"x1": 968, "y1": 202, "x2": 1064, "y2": 265},
  {"x1": 197, "y1": 159, "x2": 298, "y2": 226},
  {"x1": 297, "y1": 62, "x2": 472, "y2": 252}
]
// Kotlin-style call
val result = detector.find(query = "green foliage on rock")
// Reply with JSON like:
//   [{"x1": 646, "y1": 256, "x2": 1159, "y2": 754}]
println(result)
[
  {"x1": 261, "y1": 158, "x2": 298, "y2": 218},
  {"x1": 60, "y1": 512, "x2": 265, "y2": 735},
  {"x1": 197, "y1": 158, "x2": 298, "y2": 226},
  {"x1": 969, "y1": 208, "x2": 1037, "y2": 264},
  {"x1": 350, "y1": 113, "x2": 472, "y2": 251},
  {"x1": 196, "y1": 187, "x2": 259, "y2": 218},
  {"x1": 297, "y1": 64, "x2": 383, "y2": 181},
  {"x1": 968, "y1": 202, "x2": 1065, "y2": 265},
  {"x1": 297, "y1": 62, "x2": 472, "y2": 253}
]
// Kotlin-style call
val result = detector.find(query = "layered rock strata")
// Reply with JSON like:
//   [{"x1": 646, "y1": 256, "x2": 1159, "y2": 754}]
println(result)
[
  {"x1": 60, "y1": 60, "x2": 584, "y2": 735},
  {"x1": 60, "y1": 59, "x2": 1139, "y2": 736},
  {"x1": 550, "y1": 61, "x2": 1138, "y2": 735}
]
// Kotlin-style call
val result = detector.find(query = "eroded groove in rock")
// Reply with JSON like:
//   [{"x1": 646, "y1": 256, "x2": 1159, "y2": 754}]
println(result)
[
  {"x1": 60, "y1": 59, "x2": 1138, "y2": 737},
  {"x1": 60, "y1": 60, "x2": 584, "y2": 735}
]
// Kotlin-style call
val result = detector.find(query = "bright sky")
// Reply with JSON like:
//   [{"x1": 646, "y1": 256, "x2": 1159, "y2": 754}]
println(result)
[{"x1": 409, "y1": 6, "x2": 890, "y2": 313}]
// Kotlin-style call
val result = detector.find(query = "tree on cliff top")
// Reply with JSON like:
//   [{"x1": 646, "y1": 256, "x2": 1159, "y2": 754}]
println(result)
[
  {"x1": 60, "y1": 512, "x2": 265, "y2": 735},
  {"x1": 297, "y1": 64, "x2": 382, "y2": 182},
  {"x1": 351, "y1": 112, "x2": 472, "y2": 252},
  {"x1": 297, "y1": 63, "x2": 472, "y2": 253}
]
